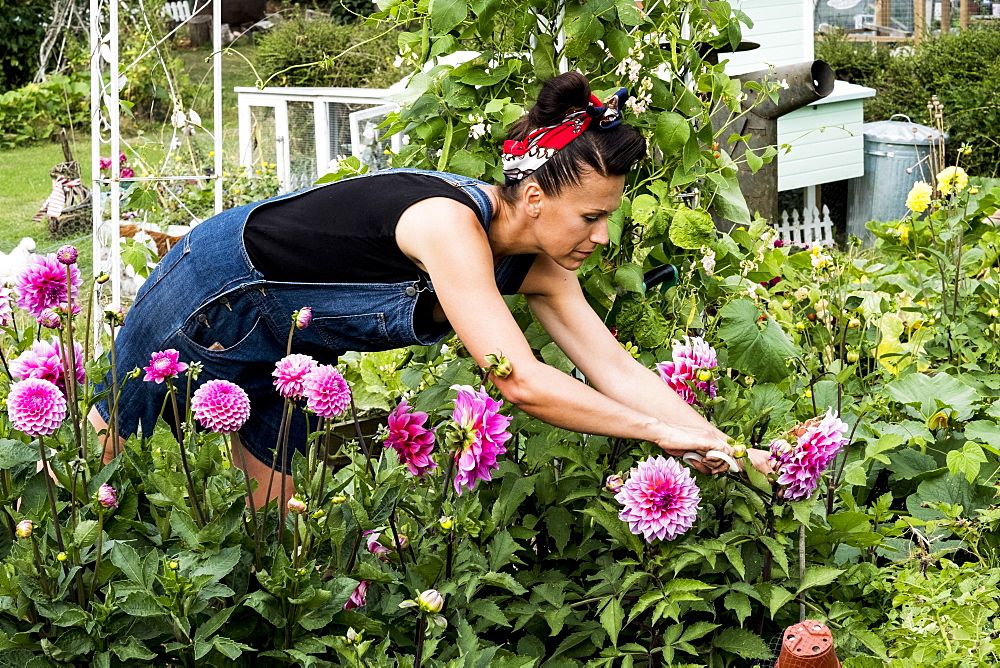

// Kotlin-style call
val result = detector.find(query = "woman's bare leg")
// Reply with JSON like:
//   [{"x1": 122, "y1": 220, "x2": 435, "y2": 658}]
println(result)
[
  {"x1": 231, "y1": 434, "x2": 296, "y2": 510},
  {"x1": 88, "y1": 406, "x2": 126, "y2": 465}
]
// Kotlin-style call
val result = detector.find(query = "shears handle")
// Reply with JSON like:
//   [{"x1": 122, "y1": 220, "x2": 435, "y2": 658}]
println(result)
[{"x1": 682, "y1": 449, "x2": 740, "y2": 473}]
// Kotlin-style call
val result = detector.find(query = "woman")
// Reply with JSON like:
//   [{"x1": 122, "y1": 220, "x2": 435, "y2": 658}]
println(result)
[{"x1": 92, "y1": 72, "x2": 771, "y2": 506}]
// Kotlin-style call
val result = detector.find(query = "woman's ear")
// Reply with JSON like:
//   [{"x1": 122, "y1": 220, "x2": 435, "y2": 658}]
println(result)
[{"x1": 523, "y1": 182, "x2": 543, "y2": 218}]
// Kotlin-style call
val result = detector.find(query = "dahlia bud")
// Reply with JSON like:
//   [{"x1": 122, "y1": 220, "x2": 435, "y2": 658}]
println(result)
[
  {"x1": 484, "y1": 352, "x2": 513, "y2": 379},
  {"x1": 96, "y1": 272, "x2": 110, "y2": 285},
  {"x1": 346, "y1": 627, "x2": 360, "y2": 644},
  {"x1": 168, "y1": 560, "x2": 179, "y2": 570},
  {"x1": 15, "y1": 519, "x2": 32, "y2": 539},
  {"x1": 732, "y1": 444, "x2": 747, "y2": 459},
  {"x1": 293, "y1": 307, "x2": 312, "y2": 330},
  {"x1": 417, "y1": 589, "x2": 444, "y2": 613},
  {"x1": 96, "y1": 483, "x2": 118, "y2": 508},
  {"x1": 57, "y1": 551, "x2": 68, "y2": 562},
  {"x1": 771, "y1": 438, "x2": 793, "y2": 456},
  {"x1": 311, "y1": 509, "x2": 325, "y2": 519},
  {"x1": 989, "y1": 307, "x2": 999, "y2": 319},
  {"x1": 604, "y1": 474, "x2": 624, "y2": 493},
  {"x1": 38, "y1": 309, "x2": 62, "y2": 329},
  {"x1": 104, "y1": 306, "x2": 125, "y2": 326},
  {"x1": 696, "y1": 369, "x2": 713, "y2": 382},
  {"x1": 439, "y1": 516, "x2": 453, "y2": 531},
  {"x1": 287, "y1": 497, "x2": 307, "y2": 515},
  {"x1": 847, "y1": 350, "x2": 860, "y2": 363},
  {"x1": 56, "y1": 245, "x2": 79, "y2": 265},
  {"x1": 848, "y1": 318, "x2": 861, "y2": 328},
  {"x1": 396, "y1": 534, "x2": 409, "y2": 550},
  {"x1": 331, "y1": 495, "x2": 347, "y2": 504}
]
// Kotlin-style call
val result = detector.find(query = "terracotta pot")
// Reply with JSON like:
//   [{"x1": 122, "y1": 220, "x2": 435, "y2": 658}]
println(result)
[{"x1": 774, "y1": 620, "x2": 840, "y2": 668}]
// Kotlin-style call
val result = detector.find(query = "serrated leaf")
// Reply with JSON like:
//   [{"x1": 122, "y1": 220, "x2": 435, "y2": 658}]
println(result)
[
  {"x1": 468, "y1": 599, "x2": 510, "y2": 627},
  {"x1": 0, "y1": 438, "x2": 39, "y2": 468},
  {"x1": 109, "y1": 542, "x2": 147, "y2": 587},
  {"x1": 797, "y1": 566, "x2": 843, "y2": 593},
  {"x1": 478, "y1": 571, "x2": 527, "y2": 595},
  {"x1": 724, "y1": 592, "x2": 752, "y2": 624},
  {"x1": 110, "y1": 636, "x2": 156, "y2": 661},
  {"x1": 628, "y1": 590, "x2": 665, "y2": 623},
  {"x1": 74, "y1": 520, "x2": 100, "y2": 548},
  {"x1": 712, "y1": 627, "x2": 773, "y2": 659},
  {"x1": 600, "y1": 596, "x2": 625, "y2": 646}
]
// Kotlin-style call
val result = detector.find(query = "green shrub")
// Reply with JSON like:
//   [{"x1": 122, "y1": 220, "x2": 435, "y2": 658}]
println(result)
[
  {"x1": 254, "y1": 15, "x2": 404, "y2": 88},
  {"x1": 0, "y1": 0, "x2": 48, "y2": 90},
  {"x1": 818, "y1": 26, "x2": 1000, "y2": 176},
  {"x1": 0, "y1": 72, "x2": 90, "y2": 149}
]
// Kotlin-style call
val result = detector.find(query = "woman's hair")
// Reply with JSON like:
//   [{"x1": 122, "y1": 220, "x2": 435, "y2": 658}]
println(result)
[{"x1": 499, "y1": 72, "x2": 647, "y2": 205}]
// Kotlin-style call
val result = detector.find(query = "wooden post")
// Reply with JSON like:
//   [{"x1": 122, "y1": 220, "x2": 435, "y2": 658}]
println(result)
[
  {"x1": 941, "y1": 0, "x2": 951, "y2": 33},
  {"x1": 960, "y1": 0, "x2": 970, "y2": 29},
  {"x1": 914, "y1": 0, "x2": 926, "y2": 42},
  {"x1": 876, "y1": 0, "x2": 891, "y2": 30}
]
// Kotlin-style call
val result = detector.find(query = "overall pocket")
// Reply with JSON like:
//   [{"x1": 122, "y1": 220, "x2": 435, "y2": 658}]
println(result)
[
  {"x1": 313, "y1": 313, "x2": 393, "y2": 352},
  {"x1": 176, "y1": 289, "x2": 268, "y2": 357}
]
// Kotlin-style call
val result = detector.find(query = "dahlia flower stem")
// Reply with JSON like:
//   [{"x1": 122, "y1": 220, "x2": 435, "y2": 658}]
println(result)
[
  {"x1": 347, "y1": 389, "x2": 375, "y2": 479},
  {"x1": 168, "y1": 384, "x2": 206, "y2": 528},
  {"x1": 30, "y1": 534, "x2": 52, "y2": 597},
  {"x1": 234, "y1": 435, "x2": 263, "y2": 571},
  {"x1": 436, "y1": 456, "x2": 455, "y2": 521},
  {"x1": 386, "y1": 511, "x2": 408, "y2": 575},
  {"x1": 36, "y1": 436, "x2": 66, "y2": 552},
  {"x1": 414, "y1": 615, "x2": 426, "y2": 668},
  {"x1": 63, "y1": 268, "x2": 82, "y2": 459},
  {"x1": 87, "y1": 511, "x2": 104, "y2": 603},
  {"x1": 276, "y1": 407, "x2": 296, "y2": 548},
  {"x1": 315, "y1": 420, "x2": 333, "y2": 509},
  {"x1": 0, "y1": 345, "x2": 10, "y2": 382},
  {"x1": 264, "y1": 400, "x2": 292, "y2": 544}
]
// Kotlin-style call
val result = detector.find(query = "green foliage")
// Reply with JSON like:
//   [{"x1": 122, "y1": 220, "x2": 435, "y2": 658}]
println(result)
[
  {"x1": 0, "y1": 73, "x2": 90, "y2": 150},
  {"x1": 253, "y1": 14, "x2": 405, "y2": 88},
  {"x1": 817, "y1": 25, "x2": 1000, "y2": 176},
  {"x1": 0, "y1": 0, "x2": 48, "y2": 90}
]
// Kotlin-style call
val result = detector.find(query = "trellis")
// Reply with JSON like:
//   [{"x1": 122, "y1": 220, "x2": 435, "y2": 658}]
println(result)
[{"x1": 89, "y1": 0, "x2": 224, "y2": 308}]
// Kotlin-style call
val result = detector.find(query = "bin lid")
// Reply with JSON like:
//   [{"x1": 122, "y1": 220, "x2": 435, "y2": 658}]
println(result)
[{"x1": 863, "y1": 114, "x2": 946, "y2": 145}]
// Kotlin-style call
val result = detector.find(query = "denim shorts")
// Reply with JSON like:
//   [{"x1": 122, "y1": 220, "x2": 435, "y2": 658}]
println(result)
[{"x1": 96, "y1": 169, "x2": 529, "y2": 472}]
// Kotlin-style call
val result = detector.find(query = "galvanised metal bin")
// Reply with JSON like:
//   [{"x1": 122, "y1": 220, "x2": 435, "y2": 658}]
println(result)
[{"x1": 846, "y1": 115, "x2": 947, "y2": 243}]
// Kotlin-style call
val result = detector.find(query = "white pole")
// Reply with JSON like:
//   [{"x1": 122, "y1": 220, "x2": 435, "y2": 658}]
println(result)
[
  {"x1": 109, "y1": 0, "x2": 121, "y2": 308},
  {"x1": 90, "y1": 0, "x2": 101, "y2": 286},
  {"x1": 213, "y1": 0, "x2": 223, "y2": 214}
]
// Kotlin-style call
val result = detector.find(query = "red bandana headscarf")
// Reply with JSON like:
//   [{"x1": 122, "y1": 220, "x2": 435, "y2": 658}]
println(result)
[{"x1": 501, "y1": 87, "x2": 629, "y2": 185}]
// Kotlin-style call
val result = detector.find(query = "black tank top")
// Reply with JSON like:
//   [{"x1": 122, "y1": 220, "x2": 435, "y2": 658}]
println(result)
[{"x1": 243, "y1": 171, "x2": 534, "y2": 293}]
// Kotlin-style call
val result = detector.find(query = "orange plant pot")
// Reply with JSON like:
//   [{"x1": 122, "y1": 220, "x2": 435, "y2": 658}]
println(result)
[{"x1": 774, "y1": 620, "x2": 840, "y2": 668}]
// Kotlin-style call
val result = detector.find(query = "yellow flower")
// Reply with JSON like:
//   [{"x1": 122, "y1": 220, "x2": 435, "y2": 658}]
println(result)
[
  {"x1": 896, "y1": 225, "x2": 910, "y2": 244},
  {"x1": 905, "y1": 181, "x2": 933, "y2": 212},
  {"x1": 208, "y1": 151, "x2": 215, "y2": 157},
  {"x1": 936, "y1": 166, "x2": 969, "y2": 196}
]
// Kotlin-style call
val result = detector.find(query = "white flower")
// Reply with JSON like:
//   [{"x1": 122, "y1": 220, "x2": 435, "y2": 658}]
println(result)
[
  {"x1": 469, "y1": 123, "x2": 488, "y2": 140},
  {"x1": 778, "y1": 79, "x2": 789, "y2": 90},
  {"x1": 170, "y1": 108, "x2": 186, "y2": 129},
  {"x1": 701, "y1": 248, "x2": 716, "y2": 275}
]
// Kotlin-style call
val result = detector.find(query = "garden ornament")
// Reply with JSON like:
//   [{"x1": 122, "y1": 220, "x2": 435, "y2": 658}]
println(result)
[{"x1": 774, "y1": 620, "x2": 840, "y2": 667}]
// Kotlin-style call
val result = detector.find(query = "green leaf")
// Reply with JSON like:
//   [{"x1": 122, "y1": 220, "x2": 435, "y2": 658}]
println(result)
[
  {"x1": 194, "y1": 607, "x2": 236, "y2": 643},
  {"x1": 0, "y1": 438, "x2": 39, "y2": 468},
  {"x1": 712, "y1": 627, "x2": 773, "y2": 660},
  {"x1": 600, "y1": 596, "x2": 625, "y2": 646},
  {"x1": 630, "y1": 193, "x2": 658, "y2": 228},
  {"x1": 468, "y1": 599, "x2": 510, "y2": 627},
  {"x1": 705, "y1": 171, "x2": 750, "y2": 226},
  {"x1": 655, "y1": 112, "x2": 691, "y2": 154},
  {"x1": 615, "y1": 264, "x2": 645, "y2": 293},
  {"x1": 110, "y1": 637, "x2": 156, "y2": 661},
  {"x1": 885, "y1": 373, "x2": 979, "y2": 421},
  {"x1": 109, "y1": 542, "x2": 147, "y2": 588},
  {"x1": 169, "y1": 509, "x2": 201, "y2": 549},
  {"x1": 946, "y1": 441, "x2": 986, "y2": 483},
  {"x1": 582, "y1": 506, "x2": 643, "y2": 557},
  {"x1": 615, "y1": 0, "x2": 643, "y2": 25},
  {"x1": 668, "y1": 208, "x2": 715, "y2": 250},
  {"x1": 430, "y1": 0, "x2": 467, "y2": 33},
  {"x1": 213, "y1": 637, "x2": 251, "y2": 660},
  {"x1": 478, "y1": 571, "x2": 527, "y2": 595},
  {"x1": 724, "y1": 592, "x2": 752, "y2": 624},
  {"x1": 745, "y1": 149, "x2": 763, "y2": 173},
  {"x1": 717, "y1": 299, "x2": 797, "y2": 382},
  {"x1": 74, "y1": 520, "x2": 100, "y2": 548},
  {"x1": 797, "y1": 566, "x2": 844, "y2": 593}
]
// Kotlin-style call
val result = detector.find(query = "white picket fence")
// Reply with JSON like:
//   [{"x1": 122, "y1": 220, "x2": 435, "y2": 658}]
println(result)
[
  {"x1": 773, "y1": 205, "x2": 836, "y2": 247},
  {"x1": 162, "y1": 1, "x2": 192, "y2": 22}
]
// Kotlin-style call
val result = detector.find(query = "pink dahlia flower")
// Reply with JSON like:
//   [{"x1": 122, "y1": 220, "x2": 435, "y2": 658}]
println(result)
[
  {"x1": 15, "y1": 253, "x2": 82, "y2": 319},
  {"x1": 38, "y1": 308, "x2": 61, "y2": 329},
  {"x1": 302, "y1": 365, "x2": 351, "y2": 418},
  {"x1": 272, "y1": 354, "x2": 317, "y2": 400},
  {"x1": 769, "y1": 410, "x2": 848, "y2": 501},
  {"x1": 344, "y1": 580, "x2": 368, "y2": 609},
  {"x1": 142, "y1": 349, "x2": 188, "y2": 383},
  {"x1": 365, "y1": 530, "x2": 392, "y2": 561},
  {"x1": 655, "y1": 335, "x2": 718, "y2": 405},
  {"x1": 0, "y1": 286, "x2": 13, "y2": 327},
  {"x1": 56, "y1": 245, "x2": 78, "y2": 265},
  {"x1": 450, "y1": 385, "x2": 511, "y2": 495},
  {"x1": 615, "y1": 455, "x2": 700, "y2": 542},
  {"x1": 10, "y1": 337, "x2": 85, "y2": 393},
  {"x1": 8, "y1": 378, "x2": 67, "y2": 436},
  {"x1": 191, "y1": 379, "x2": 251, "y2": 433},
  {"x1": 294, "y1": 307, "x2": 312, "y2": 330},
  {"x1": 97, "y1": 483, "x2": 118, "y2": 508},
  {"x1": 384, "y1": 399, "x2": 437, "y2": 477}
]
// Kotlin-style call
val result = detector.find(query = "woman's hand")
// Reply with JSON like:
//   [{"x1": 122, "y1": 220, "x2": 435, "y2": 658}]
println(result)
[
  {"x1": 744, "y1": 447, "x2": 775, "y2": 475},
  {"x1": 653, "y1": 422, "x2": 736, "y2": 475}
]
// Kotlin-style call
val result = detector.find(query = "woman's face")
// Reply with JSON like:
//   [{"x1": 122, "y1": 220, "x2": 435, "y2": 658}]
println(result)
[{"x1": 534, "y1": 170, "x2": 626, "y2": 270}]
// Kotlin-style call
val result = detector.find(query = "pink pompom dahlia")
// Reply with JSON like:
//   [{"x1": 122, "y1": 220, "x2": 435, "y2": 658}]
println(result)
[
  {"x1": 385, "y1": 399, "x2": 437, "y2": 477},
  {"x1": 615, "y1": 455, "x2": 700, "y2": 542},
  {"x1": 8, "y1": 378, "x2": 67, "y2": 436},
  {"x1": 655, "y1": 335, "x2": 718, "y2": 405},
  {"x1": 344, "y1": 580, "x2": 368, "y2": 609},
  {"x1": 302, "y1": 365, "x2": 351, "y2": 418},
  {"x1": 450, "y1": 385, "x2": 511, "y2": 495},
  {"x1": 143, "y1": 349, "x2": 188, "y2": 384},
  {"x1": 769, "y1": 410, "x2": 848, "y2": 501},
  {"x1": 15, "y1": 253, "x2": 82, "y2": 318},
  {"x1": 10, "y1": 337, "x2": 85, "y2": 393},
  {"x1": 191, "y1": 380, "x2": 251, "y2": 433},
  {"x1": 272, "y1": 354, "x2": 317, "y2": 400}
]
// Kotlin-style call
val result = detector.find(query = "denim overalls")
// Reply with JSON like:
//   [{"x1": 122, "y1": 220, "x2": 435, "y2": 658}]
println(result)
[{"x1": 97, "y1": 168, "x2": 530, "y2": 471}]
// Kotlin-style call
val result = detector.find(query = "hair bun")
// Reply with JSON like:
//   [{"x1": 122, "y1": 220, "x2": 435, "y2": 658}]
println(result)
[{"x1": 528, "y1": 72, "x2": 592, "y2": 127}]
